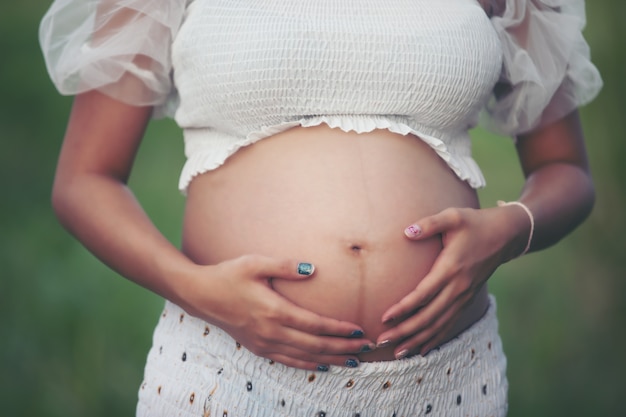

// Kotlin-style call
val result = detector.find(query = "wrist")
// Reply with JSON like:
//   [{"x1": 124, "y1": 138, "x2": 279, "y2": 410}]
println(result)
[
  {"x1": 149, "y1": 252, "x2": 215, "y2": 316},
  {"x1": 496, "y1": 200, "x2": 535, "y2": 262},
  {"x1": 167, "y1": 261, "x2": 217, "y2": 317},
  {"x1": 167, "y1": 260, "x2": 241, "y2": 330}
]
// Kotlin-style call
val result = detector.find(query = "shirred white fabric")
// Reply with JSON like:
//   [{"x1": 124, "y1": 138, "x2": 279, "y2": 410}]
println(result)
[
  {"x1": 40, "y1": 0, "x2": 602, "y2": 192},
  {"x1": 137, "y1": 296, "x2": 508, "y2": 417},
  {"x1": 39, "y1": 0, "x2": 188, "y2": 118},
  {"x1": 181, "y1": 115, "x2": 486, "y2": 194},
  {"x1": 173, "y1": 0, "x2": 502, "y2": 191},
  {"x1": 482, "y1": 0, "x2": 603, "y2": 134}
]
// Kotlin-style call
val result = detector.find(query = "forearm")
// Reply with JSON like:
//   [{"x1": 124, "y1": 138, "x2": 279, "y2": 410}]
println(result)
[
  {"x1": 508, "y1": 110, "x2": 595, "y2": 255},
  {"x1": 52, "y1": 172, "x2": 197, "y2": 306},
  {"x1": 517, "y1": 162, "x2": 595, "y2": 253},
  {"x1": 382, "y1": 112, "x2": 596, "y2": 355},
  {"x1": 49, "y1": 92, "x2": 373, "y2": 370}
]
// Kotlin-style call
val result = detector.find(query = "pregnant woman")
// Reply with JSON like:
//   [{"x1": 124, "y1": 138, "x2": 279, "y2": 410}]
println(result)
[{"x1": 40, "y1": 0, "x2": 601, "y2": 416}]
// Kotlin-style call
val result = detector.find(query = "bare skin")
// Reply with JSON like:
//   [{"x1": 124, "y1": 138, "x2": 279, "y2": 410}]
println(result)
[
  {"x1": 379, "y1": 110, "x2": 595, "y2": 357},
  {"x1": 52, "y1": 90, "x2": 594, "y2": 369},
  {"x1": 183, "y1": 125, "x2": 488, "y2": 361},
  {"x1": 52, "y1": 91, "x2": 373, "y2": 371}
]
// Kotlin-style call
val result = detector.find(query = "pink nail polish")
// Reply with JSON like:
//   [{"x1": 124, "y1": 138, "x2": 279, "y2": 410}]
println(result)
[
  {"x1": 377, "y1": 339, "x2": 391, "y2": 348},
  {"x1": 405, "y1": 224, "x2": 422, "y2": 238},
  {"x1": 396, "y1": 349, "x2": 409, "y2": 360}
]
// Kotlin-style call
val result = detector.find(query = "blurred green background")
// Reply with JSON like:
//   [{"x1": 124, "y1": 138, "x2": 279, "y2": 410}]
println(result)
[{"x1": 1, "y1": 1, "x2": 624, "y2": 416}]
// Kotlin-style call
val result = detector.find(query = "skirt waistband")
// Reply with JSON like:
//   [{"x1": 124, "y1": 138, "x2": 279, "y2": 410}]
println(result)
[{"x1": 141, "y1": 295, "x2": 507, "y2": 416}]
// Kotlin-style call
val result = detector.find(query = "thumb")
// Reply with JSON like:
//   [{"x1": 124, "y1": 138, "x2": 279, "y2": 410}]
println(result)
[{"x1": 255, "y1": 256, "x2": 316, "y2": 281}]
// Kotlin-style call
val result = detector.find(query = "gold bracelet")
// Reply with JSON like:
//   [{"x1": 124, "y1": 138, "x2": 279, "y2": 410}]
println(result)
[{"x1": 497, "y1": 200, "x2": 534, "y2": 257}]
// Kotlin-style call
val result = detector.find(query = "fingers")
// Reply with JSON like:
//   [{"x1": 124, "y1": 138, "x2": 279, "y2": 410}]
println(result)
[
  {"x1": 241, "y1": 306, "x2": 371, "y2": 370},
  {"x1": 237, "y1": 254, "x2": 368, "y2": 338},
  {"x1": 377, "y1": 262, "x2": 472, "y2": 358},
  {"x1": 260, "y1": 335, "x2": 367, "y2": 368},
  {"x1": 242, "y1": 255, "x2": 315, "y2": 280},
  {"x1": 252, "y1": 333, "x2": 368, "y2": 371},
  {"x1": 387, "y1": 207, "x2": 500, "y2": 360},
  {"x1": 381, "y1": 255, "x2": 453, "y2": 323},
  {"x1": 263, "y1": 353, "x2": 329, "y2": 372},
  {"x1": 222, "y1": 255, "x2": 374, "y2": 368},
  {"x1": 396, "y1": 300, "x2": 460, "y2": 358},
  {"x1": 404, "y1": 207, "x2": 466, "y2": 240},
  {"x1": 282, "y1": 305, "x2": 367, "y2": 338},
  {"x1": 378, "y1": 290, "x2": 461, "y2": 359},
  {"x1": 377, "y1": 301, "x2": 439, "y2": 354},
  {"x1": 255, "y1": 296, "x2": 373, "y2": 351},
  {"x1": 380, "y1": 287, "x2": 428, "y2": 324},
  {"x1": 264, "y1": 351, "x2": 360, "y2": 372}
]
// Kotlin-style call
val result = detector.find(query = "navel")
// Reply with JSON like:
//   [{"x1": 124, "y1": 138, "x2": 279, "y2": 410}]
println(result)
[{"x1": 350, "y1": 244, "x2": 363, "y2": 253}]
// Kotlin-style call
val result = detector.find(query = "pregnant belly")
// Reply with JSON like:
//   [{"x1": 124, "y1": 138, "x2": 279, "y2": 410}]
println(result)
[{"x1": 182, "y1": 125, "x2": 487, "y2": 361}]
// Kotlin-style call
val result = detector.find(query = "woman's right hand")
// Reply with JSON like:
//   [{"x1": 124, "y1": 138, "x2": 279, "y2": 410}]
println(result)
[
  {"x1": 51, "y1": 92, "x2": 371, "y2": 371},
  {"x1": 180, "y1": 254, "x2": 374, "y2": 371}
]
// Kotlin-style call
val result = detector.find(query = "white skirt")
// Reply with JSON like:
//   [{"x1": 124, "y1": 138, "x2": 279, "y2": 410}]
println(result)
[{"x1": 136, "y1": 296, "x2": 508, "y2": 417}]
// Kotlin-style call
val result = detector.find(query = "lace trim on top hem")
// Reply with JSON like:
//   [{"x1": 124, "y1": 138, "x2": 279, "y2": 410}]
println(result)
[{"x1": 178, "y1": 116, "x2": 486, "y2": 194}]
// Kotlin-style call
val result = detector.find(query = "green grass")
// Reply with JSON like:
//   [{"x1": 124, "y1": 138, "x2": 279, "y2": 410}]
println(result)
[{"x1": 2, "y1": 1, "x2": 625, "y2": 416}]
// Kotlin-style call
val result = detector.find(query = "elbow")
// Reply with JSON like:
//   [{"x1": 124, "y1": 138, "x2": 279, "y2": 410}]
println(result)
[
  {"x1": 561, "y1": 162, "x2": 596, "y2": 228},
  {"x1": 51, "y1": 177, "x2": 70, "y2": 230},
  {"x1": 581, "y1": 171, "x2": 596, "y2": 224},
  {"x1": 565, "y1": 165, "x2": 596, "y2": 232},
  {"x1": 50, "y1": 174, "x2": 81, "y2": 233}
]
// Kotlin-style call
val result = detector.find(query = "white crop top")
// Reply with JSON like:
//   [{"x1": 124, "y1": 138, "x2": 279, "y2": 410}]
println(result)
[{"x1": 39, "y1": 0, "x2": 602, "y2": 193}]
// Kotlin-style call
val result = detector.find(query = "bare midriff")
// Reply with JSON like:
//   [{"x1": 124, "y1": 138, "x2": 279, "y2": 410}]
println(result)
[{"x1": 182, "y1": 125, "x2": 489, "y2": 361}]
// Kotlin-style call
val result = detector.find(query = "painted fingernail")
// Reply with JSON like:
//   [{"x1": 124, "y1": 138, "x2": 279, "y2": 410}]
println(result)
[
  {"x1": 350, "y1": 329, "x2": 364, "y2": 338},
  {"x1": 404, "y1": 224, "x2": 422, "y2": 238},
  {"x1": 317, "y1": 364, "x2": 330, "y2": 372},
  {"x1": 360, "y1": 343, "x2": 376, "y2": 353},
  {"x1": 297, "y1": 262, "x2": 315, "y2": 276},
  {"x1": 377, "y1": 339, "x2": 391, "y2": 348},
  {"x1": 345, "y1": 358, "x2": 359, "y2": 368},
  {"x1": 395, "y1": 349, "x2": 409, "y2": 360}
]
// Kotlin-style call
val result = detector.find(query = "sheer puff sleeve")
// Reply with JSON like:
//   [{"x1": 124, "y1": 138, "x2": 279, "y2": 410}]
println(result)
[
  {"x1": 39, "y1": 0, "x2": 188, "y2": 118},
  {"x1": 481, "y1": 0, "x2": 602, "y2": 136}
]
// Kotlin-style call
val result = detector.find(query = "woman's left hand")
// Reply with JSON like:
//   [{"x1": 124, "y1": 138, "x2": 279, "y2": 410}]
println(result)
[
  {"x1": 377, "y1": 111, "x2": 594, "y2": 359},
  {"x1": 376, "y1": 205, "x2": 530, "y2": 359}
]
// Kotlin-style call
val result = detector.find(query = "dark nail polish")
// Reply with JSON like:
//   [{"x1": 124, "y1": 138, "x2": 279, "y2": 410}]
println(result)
[
  {"x1": 317, "y1": 364, "x2": 330, "y2": 372},
  {"x1": 360, "y1": 344, "x2": 375, "y2": 353},
  {"x1": 350, "y1": 329, "x2": 364, "y2": 338},
  {"x1": 297, "y1": 263, "x2": 315, "y2": 276},
  {"x1": 345, "y1": 358, "x2": 359, "y2": 368}
]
